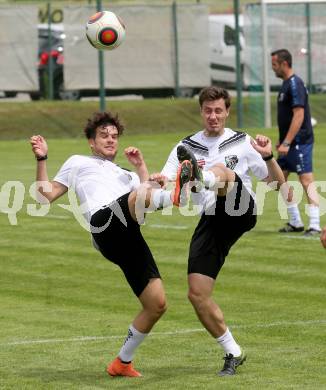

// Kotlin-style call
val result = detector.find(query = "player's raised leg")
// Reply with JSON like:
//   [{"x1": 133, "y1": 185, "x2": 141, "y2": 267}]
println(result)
[
  {"x1": 177, "y1": 144, "x2": 235, "y2": 195},
  {"x1": 127, "y1": 162, "x2": 193, "y2": 224}
]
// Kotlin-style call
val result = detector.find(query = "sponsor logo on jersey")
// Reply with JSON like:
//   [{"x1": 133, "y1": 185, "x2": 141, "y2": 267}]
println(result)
[
  {"x1": 197, "y1": 158, "x2": 206, "y2": 167},
  {"x1": 225, "y1": 155, "x2": 238, "y2": 170}
]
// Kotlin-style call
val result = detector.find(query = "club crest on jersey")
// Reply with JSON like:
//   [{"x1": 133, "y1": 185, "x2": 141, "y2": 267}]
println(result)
[{"x1": 225, "y1": 155, "x2": 238, "y2": 170}]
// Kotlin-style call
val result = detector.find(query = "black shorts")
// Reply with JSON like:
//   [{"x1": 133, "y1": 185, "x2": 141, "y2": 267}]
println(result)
[
  {"x1": 90, "y1": 192, "x2": 161, "y2": 297},
  {"x1": 188, "y1": 174, "x2": 257, "y2": 279}
]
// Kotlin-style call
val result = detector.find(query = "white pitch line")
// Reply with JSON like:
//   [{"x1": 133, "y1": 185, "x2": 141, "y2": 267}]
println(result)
[
  {"x1": 2, "y1": 319, "x2": 325, "y2": 347},
  {"x1": 149, "y1": 224, "x2": 188, "y2": 230}
]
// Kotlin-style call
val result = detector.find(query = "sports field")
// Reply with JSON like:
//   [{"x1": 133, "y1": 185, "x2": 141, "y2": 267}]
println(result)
[{"x1": 0, "y1": 103, "x2": 325, "y2": 389}]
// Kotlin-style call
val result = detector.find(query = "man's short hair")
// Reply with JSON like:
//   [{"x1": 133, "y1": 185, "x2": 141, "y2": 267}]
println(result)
[
  {"x1": 198, "y1": 86, "x2": 231, "y2": 109},
  {"x1": 84, "y1": 111, "x2": 125, "y2": 139},
  {"x1": 271, "y1": 49, "x2": 292, "y2": 68}
]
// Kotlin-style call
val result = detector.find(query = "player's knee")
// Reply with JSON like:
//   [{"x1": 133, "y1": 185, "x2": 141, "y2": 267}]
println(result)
[
  {"x1": 299, "y1": 175, "x2": 313, "y2": 189},
  {"x1": 150, "y1": 297, "x2": 167, "y2": 318},
  {"x1": 208, "y1": 164, "x2": 234, "y2": 187},
  {"x1": 188, "y1": 287, "x2": 206, "y2": 308},
  {"x1": 138, "y1": 182, "x2": 161, "y2": 208},
  {"x1": 157, "y1": 298, "x2": 168, "y2": 316},
  {"x1": 211, "y1": 163, "x2": 226, "y2": 171}
]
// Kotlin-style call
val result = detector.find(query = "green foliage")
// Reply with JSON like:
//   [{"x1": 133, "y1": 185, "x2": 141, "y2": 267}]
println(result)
[{"x1": 0, "y1": 125, "x2": 326, "y2": 388}]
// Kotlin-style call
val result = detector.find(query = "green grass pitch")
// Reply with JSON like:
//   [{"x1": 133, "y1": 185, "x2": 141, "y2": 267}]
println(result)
[{"x1": 0, "y1": 127, "x2": 325, "y2": 389}]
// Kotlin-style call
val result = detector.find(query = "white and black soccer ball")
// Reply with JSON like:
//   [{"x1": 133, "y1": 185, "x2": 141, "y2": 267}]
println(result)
[{"x1": 86, "y1": 11, "x2": 126, "y2": 50}]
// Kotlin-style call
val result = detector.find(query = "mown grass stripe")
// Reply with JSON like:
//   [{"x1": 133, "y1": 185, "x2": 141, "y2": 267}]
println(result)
[{"x1": 3, "y1": 319, "x2": 326, "y2": 347}]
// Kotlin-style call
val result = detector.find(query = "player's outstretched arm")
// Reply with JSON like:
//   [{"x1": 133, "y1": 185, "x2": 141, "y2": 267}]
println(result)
[
  {"x1": 251, "y1": 134, "x2": 285, "y2": 190},
  {"x1": 124, "y1": 146, "x2": 149, "y2": 183},
  {"x1": 30, "y1": 135, "x2": 67, "y2": 203}
]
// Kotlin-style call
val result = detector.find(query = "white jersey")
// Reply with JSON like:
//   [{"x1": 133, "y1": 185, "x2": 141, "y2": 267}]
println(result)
[
  {"x1": 162, "y1": 128, "x2": 268, "y2": 205},
  {"x1": 54, "y1": 155, "x2": 140, "y2": 220}
]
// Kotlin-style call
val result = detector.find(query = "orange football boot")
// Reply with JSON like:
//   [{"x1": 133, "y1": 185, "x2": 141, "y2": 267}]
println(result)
[
  {"x1": 107, "y1": 356, "x2": 142, "y2": 377},
  {"x1": 173, "y1": 160, "x2": 192, "y2": 206}
]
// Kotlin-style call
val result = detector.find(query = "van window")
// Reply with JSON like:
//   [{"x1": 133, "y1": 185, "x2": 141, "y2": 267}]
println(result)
[
  {"x1": 224, "y1": 25, "x2": 236, "y2": 46},
  {"x1": 224, "y1": 25, "x2": 243, "y2": 48}
]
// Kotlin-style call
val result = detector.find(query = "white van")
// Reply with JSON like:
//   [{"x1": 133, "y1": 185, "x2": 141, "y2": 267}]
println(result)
[{"x1": 209, "y1": 14, "x2": 244, "y2": 87}]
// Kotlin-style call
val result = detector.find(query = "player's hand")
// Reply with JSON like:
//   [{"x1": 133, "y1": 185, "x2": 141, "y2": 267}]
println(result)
[
  {"x1": 321, "y1": 227, "x2": 326, "y2": 249},
  {"x1": 149, "y1": 173, "x2": 168, "y2": 188},
  {"x1": 124, "y1": 146, "x2": 144, "y2": 167},
  {"x1": 30, "y1": 135, "x2": 48, "y2": 159},
  {"x1": 277, "y1": 143, "x2": 290, "y2": 156},
  {"x1": 251, "y1": 134, "x2": 273, "y2": 158}
]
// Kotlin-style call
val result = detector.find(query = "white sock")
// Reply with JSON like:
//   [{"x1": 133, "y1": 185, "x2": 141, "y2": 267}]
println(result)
[
  {"x1": 202, "y1": 170, "x2": 216, "y2": 189},
  {"x1": 217, "y1": 328, "x2": 242, "y2": 357},
  {"x1": 152, "y1": 189, "x2": 173, "y2": 210},
  {"x1": 308, "y1": 204, "x2": 320, "y2": 230},
  {"x1": 287, "y1": 204, "x2": 303, "y2": 227},
  {"x1": 119, "y1": 324, "x2": 148, "y2": 362}
]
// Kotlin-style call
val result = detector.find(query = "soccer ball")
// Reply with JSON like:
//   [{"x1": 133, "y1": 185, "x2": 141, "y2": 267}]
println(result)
[{"x1": 86, "y1": 10, "x2": 126, "y2": 50}]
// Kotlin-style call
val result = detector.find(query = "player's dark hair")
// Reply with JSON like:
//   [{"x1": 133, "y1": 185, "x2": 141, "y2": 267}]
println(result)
[
  {"x1": 84, "y1": 111, "x2": 125, "y2": 139},
  {"x1": 198, "y1": 86, "x2": 231, "y2": 109},
  {"x1": 271, "y1": 49, "x2": 292, "y2": 68}
]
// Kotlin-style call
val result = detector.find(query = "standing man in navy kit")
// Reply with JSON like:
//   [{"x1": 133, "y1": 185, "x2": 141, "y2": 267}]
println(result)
[{"x1": 271, "y1": 49, "x2": 321, "y2": 236}]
